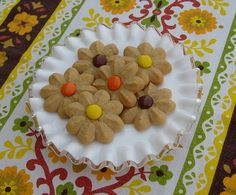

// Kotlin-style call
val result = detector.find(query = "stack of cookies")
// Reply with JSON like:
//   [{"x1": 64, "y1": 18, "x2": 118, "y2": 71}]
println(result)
[{"x1": 40, "y1": 41, "x2": 176, "y2": 145}]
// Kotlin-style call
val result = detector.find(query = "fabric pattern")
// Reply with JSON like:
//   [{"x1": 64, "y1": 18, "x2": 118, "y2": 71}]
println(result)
[{"x1": 0, "y1": 0, "x2": 235, "y2": 194}]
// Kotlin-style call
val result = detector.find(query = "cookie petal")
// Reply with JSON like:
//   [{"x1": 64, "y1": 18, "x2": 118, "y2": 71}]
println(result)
[
  {"x1": 40, "y1": 85, "x2": 59, "y2": 99},
  {"x1": 152, "y1": 48, "x2": 166, "y2": 59},
  {"x1": 138, "y1": 42, "x2": 153, "y2": 55},
  {"x1": 43, "y1": 94, "x2": 62, "y2": 112},
  {"x1": 120, "y1": 61, "x2": 138, "y2": 78},
  {"x1": 98, "y1": 65, "x2": 111, "y2": 79},
  {"x1": 124, "y1": 46, "x2": 140, "y2": 57},
  {"x1": 77, "y1": 91, "x2": 94, "y2": 106},
  {"x1": 110, "y1": 57, "x2": 124, "y2": 75},
  {"x1": 155, "y1": 99, "x2": 176, "y2": 114},
  {"x1": 148, "y1": 67, "x2": 163, "y2": 85},
  {"x1": 66, "y1": 116, "x2": 86, "y2": 135},
  {"x1": 103, "y1": 100, "x2": 123, "y2": 115},
  {"x1": 95, "y1": 122, "x2": 114, "y2": 144},
  {"x1": 154, "y1": 59, "x2": 172, "y2": 74},
  {"x1": 119, "y1": 88, "x2": 136, "y2": 108},
  {"x1": 64, "y1": 67, "x2": 79, "y2": 82},
  {"x1": 123, "y1": 76, "x2": 144, "y2": 93},
  {"x1": 148, "y1": 107, "x2": 166, "y2": 125},
  {"x1": 102, "y1": 114, "x2": 124, "y2": 132},
  {"x1": 94, "y1": 90, "x2": 110, "y2": 106},
  {"x1": 77, "y1": 72, "x2": 94, "y2": 85},
  {"x1": 121, "y1": 106, "x2": 138, "y2": 123},
  {"x1": 89, "y1": 41, "x2": 104, "y2": 55},
  {"x1": 73, "y1": 60, "x2": 93, "y2": 73},
  {"x1": 49, "y1": 73, "x2": 65, "y2": 86},
  {"x1": 137, "y1": 69, "x2": 149, "y2": 86},
  {"x1": 77, "y1": 121, "x2": 96, "y2": 145},
  {"x1": 102, "y1": 43, "x2": 119, "y2": 56},
  {"x1": 145, "y1": 84, "x2": 172, "y2": 100},
  {"x1": 64, "y1": 102, "x2": 85, "y2": 117},
  {"x1": 93, "y1": 79, "x2": 107, "y2": 90},
  {"x1": 78, "y1": 48, "x2": 93, "y2": 60},
  {"x1": 58, "y1": 98, "x2": 72, "y2": 118},
  {"x1": 134, "y1": 110, "x2": 150, "y2": 131},
  {"x1": 78, "y1": 85, "x2": 97, "y2": 94}
]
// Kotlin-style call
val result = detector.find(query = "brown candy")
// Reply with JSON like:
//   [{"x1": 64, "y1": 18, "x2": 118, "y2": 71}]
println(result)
[{"x1": 93, "y1": 54, "x2": 107, "y2": 67}]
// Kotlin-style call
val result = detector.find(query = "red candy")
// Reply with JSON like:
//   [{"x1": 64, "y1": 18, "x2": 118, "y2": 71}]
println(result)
[
  {"x1": 61, "y1": 82, "x2": 77, "y2": 96},
  {"x1": 107, "y1": 75, "x2": 121, "y2": 91}
]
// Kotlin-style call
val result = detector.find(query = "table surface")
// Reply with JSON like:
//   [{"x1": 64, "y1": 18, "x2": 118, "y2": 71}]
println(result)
[{"x1": 0, "y1": 0, "x2": 235, "y2": 195}]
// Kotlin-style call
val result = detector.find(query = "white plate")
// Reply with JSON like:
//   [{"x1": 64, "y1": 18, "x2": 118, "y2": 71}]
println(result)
[{"x1": 29, "y1": 23, "x2": 202, "y2": 171}]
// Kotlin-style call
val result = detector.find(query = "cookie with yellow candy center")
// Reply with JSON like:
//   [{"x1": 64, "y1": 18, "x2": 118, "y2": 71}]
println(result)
[
  {"x1": 137, "y1": 55, "x2": 153, "y2": 69},
  {"x1": 86, "y1": 104, "x2": 103, "y2": 120}
]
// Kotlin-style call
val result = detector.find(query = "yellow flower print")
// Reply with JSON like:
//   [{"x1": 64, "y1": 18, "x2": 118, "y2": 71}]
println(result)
[
  {"x1": 0, "y1": 166, "x2": 33, "y2": 195},
  {"x1": 48, "y1": 149, "x2": 67, "y2": 164},
  {"x1": 220, "y1": 174, "x2": 236, "y2": 195},
  {"x1": 0, "y1": 51, "x2": 8, "y2": 67},
  {"x1": 178, "y1": 9, "x2": 217, "y2": 34},
  {"x1": 100, "y1": 0, "x2": 136, "y2": 14},
  {"x1": 7, "y1": 12, "x2": 39, "y2": 36}
]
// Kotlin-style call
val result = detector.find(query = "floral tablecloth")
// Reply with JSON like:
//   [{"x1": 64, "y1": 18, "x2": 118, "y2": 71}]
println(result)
[{"x1": 0, "y1": 0, "x2": 235, "y2": 194}]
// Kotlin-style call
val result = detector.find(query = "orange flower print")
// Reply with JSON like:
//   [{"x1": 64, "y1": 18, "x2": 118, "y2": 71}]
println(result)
[
  {"x1": 100, "y1": 0, "x2": 136, "y2": 14},
  {"x1": 0, "y1": 51, "x2": 8, "y2": 67},
  {"x1": 0, "y1": 166, "x2": 33, "y2": 195},
  {"x1": 178, "y1": 9, "x2": 217, "y2": 35},
  {"x1": 7, "y1": 12, "x2": 39, "y2": 36},
  {"x1": 220, "y1": 174, "x2": 236, "y2": 195},
  {"x1": 92, "y1": 167, "x2": 116, "y2": 181},
  {"x1": 48, "y1": 149, "x2": 67, "y2": 164}
]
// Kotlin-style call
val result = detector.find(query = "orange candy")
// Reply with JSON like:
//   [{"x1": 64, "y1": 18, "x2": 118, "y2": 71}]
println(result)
[
  {"x1": 61, "y1": 82, "x2": 77, "y2": 96},
  {"x1": 107, "y1": 75, "x2": 121, "y2": 91}
]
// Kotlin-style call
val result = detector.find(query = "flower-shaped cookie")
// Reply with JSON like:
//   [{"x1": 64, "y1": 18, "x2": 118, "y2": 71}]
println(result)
[
  {"x1": 40, "y1": 67, "x2": 96, "y2": 118},
  {"x1": 65, "y1": 90, "x2": 124, "y2": 144},
  {"x1": 121, "y1": 83, "x2": 176, "y2": 131},
  {"x1": 73, "y1": 41, "x2": 119, "y2": 77},
  {"x1": 93, "y1": 57, "x2": 145, "y2": 108},
  {"x1": 124, "y1": 42, "x2": 172, "y2": 85}
]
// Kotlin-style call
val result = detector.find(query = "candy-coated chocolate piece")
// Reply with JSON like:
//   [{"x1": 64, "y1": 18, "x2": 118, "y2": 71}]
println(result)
[
  {"x1": 137, "y1": 55, "x2": 153, "y2": 69},
  {"x1": 107, "y1": 75, "x2": 122, "y2": 91},
  {"x1": 86, "y1": 104, "x2": 103, "y2": 120},
  {"x1": 138, "y1": 95, "x2": 153, "y2": 109},
  {"x1": 92, "y1": 54, "x2": 107, "y2": 67},
  {"x1": 61, "y1": 82, "x2": 77, "y2": 97}
]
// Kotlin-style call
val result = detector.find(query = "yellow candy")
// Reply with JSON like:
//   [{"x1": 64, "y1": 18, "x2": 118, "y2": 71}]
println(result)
[
  {"x1": 137, "y1": 55, "x2": 153, "y2": 69},
  {"x1": 86, "y1": 104, "x2": 103, "y2": 120}
]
